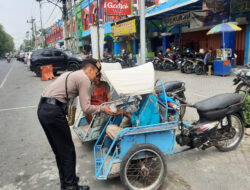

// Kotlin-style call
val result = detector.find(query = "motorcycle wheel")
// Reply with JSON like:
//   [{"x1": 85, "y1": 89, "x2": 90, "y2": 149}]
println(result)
[
  {"x1": 183, "y1": 62, "x2": 193, "y2": 74},
  {"x1": 216, "y1": 113, "x2": 244, "y2": 152},
  {"x1": 120, "y1": 143, "x2": 166, "y2": 190},
  {"x1": 194, "y1": 65, "x2": 205, "y2": 75},
  {"x1": 162, "y1": 63, "x2": 168, "y2": 71},
  {"x1": 235, "y1": 83, "x2": 250, "y2": 94},
  {"x1": 180, "y1": 65, "x2": 185, "y2": 73}
]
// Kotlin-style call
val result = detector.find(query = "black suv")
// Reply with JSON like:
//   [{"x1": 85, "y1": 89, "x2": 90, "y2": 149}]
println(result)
[{"x1": 30, "y1": 48, "x2": 86, "y2": 77}]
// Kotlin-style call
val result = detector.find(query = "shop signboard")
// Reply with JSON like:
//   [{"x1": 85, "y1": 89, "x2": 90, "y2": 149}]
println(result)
[
  {"x1": 202, "y1": 0, "x2": 230, "y2": 26},
  {"x1": 106, "y1": 0, "x2": 131, "y2": 15},
  {"x1": 112, "y1": 19, "x2": 136, "y2": 37},
  {"x1": 231, "y1": 0, "x2": 250, "y2": 13},
  {"x1": 165, "y1": 12, "x2": 191, "y2": 26}
]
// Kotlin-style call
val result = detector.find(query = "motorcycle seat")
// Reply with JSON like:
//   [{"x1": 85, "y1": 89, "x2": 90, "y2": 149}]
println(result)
[
  {"x1": 155, "y1": 81, "x2": 184, "y2": 94},
  {"x1": 194, "y1": 93, "x2": 244, "y2": 112}
]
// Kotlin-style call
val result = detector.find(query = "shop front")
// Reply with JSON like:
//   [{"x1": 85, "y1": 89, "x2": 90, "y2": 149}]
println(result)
[
  {"x1": 146, "y1": 0, "x2": 250, "y2": 66},
  {"x1": 111, "y1": 17, "x2": 139, "y2": 58}
]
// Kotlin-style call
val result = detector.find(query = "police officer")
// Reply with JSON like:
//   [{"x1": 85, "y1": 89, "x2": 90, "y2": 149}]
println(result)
[{"x1": 37, "y1": 58, "x2": 113, "y2": 190}]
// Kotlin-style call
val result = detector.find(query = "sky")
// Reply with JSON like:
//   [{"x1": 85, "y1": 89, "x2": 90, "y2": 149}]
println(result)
[{"x1": 0, "y1": 0, "x2": 62, "y2": 49}]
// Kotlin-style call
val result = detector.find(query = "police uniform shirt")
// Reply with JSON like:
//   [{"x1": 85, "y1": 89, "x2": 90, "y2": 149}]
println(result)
[{"x1": 42, "y1": 70, "x2": 104, "y2": 114}]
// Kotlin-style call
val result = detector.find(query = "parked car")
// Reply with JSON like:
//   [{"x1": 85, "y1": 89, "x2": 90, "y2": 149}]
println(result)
[
  {"x1": 24, "y1": 52, "x2": 30, "y2": 64},
  {"x1": 30, "y1": 48, "x2": 87, "y2": 77},
  {"x1": 17, "y1": 52, "x2": 25, "y2": 62},
  {"x1": 27, "y1": 52, "x2": 33, "y2": 69}
]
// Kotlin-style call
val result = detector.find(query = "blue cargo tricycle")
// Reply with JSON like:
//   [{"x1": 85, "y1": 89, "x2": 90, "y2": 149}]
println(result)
[{"x1": 85, "y1": 63, "x2": 246, "y2": 190}]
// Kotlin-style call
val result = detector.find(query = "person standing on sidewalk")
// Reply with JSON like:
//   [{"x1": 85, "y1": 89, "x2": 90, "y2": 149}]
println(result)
[
  {"x1": 37, "y1": 58, "x2": 113, "y2": 190},
  {"x1": 204, "y1": 48, "x2": 215, "y2": 73}
]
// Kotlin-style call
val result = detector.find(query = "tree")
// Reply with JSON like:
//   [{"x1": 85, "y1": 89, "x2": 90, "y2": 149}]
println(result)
[{"x1": 0, "y1": 24, "x2": 14, "y2": 54}]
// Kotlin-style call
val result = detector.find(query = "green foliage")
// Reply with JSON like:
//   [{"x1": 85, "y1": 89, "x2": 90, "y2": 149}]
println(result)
[
  {"x1": 23, "y1": 39, "x2": 35, "y2": 52},
  {"x1": 0, "y1": 24, "x2": 14, "y2": 54},
  {"x1": 244, "y1": 95, "x2": 250, "y2": 125}
]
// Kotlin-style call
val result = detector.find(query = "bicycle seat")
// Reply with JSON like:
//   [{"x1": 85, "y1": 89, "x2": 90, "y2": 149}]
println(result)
[
  {"x1": 194, "y1": 93, "x2": 243, "y2": 112},
  {"x1": 155, "y1": 81, "x2": 184, "y2": 93}
]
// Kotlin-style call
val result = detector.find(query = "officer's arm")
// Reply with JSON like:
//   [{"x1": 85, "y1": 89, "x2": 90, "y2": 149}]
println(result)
[{"x1": 78, "y1": 79, "x2": 104, "y2": 114}]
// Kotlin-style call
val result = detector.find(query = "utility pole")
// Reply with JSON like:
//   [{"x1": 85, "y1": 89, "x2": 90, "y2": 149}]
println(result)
[
  {"x1": 140, "y1": 0, "x2": 146, "y2": 65},
  {"x1": 27, "y1": 17, "x2": 36, "y2": 49},
  {"x1": 67, "y1": 0, "x2": 76, "y2": 52},
  {"x1": 34, "y1": 22, "x2": 38, "y2": 48},
  {"x1": 36, "y1": 0, "x2": 46, "y2": 48},
  {"x1": 73, "y1": 0, "x2": 79, "y2": 53},
  {"x1": 62, "y1": 0, "x2": 70, "y2": 50},
  {"x1": 97, "y1": 0, "x2": 100, "y2": 61}
]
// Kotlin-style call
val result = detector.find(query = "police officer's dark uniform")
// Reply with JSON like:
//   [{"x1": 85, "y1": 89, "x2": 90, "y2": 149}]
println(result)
[{"x1": 37, "y1": 59, "x2": 103, "y2": 190}]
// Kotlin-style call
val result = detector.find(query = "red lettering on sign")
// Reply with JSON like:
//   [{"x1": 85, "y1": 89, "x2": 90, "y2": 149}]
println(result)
[{"x1": 105, "y1": 0, "x2": 131, "y2": 15}]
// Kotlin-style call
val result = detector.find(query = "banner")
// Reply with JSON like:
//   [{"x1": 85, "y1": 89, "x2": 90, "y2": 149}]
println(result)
[
  {"x1": 189, "y1": 11, "x2": 207, "y2": 28},
  {"x1": 112, "y1": 19, "x2": 136, "y2": 36},
  {"x1": 165, "y1": 12, "x2": 191, "y2": 25},
  {"x1": 91, "y1": 26, "x2": 105, "y2": 59},
  {"x1": 106, "y1": 0, "x2": 131, "y2": 15}
]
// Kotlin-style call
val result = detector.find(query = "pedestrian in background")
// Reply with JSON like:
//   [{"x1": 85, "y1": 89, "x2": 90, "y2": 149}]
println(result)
[
  {"x1": 37, "y1": 58, "x2": 113, "y2": 190},
  {"x1": 204, "y1": 48, "x2": 215, "y2": 73}
]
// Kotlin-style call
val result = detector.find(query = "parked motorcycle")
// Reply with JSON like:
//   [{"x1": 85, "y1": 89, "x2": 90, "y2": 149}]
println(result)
[
  {"x1": 194, "y1": 57, "x2": 205, "y2": 75},
  {"x1": 102, "y1": 55, "x2": 116, "y2": 63},
  {"x1": 234, "y1": 69, "x2": 250, "y2": 128},
  {"x1": 170, "y1": 91, "x2": 246, "y2": 152},
  {"x1": 163, "y1": 51, "x2": 179, "y2": 71},
  {"x1": 179, "y1": 50, "x2": 196, "y2": 73},
  {"x1": 152, "y1": 52, "x2": 165, "y2": 70},
  {"x1": 116, "y1": 49, "x2": 133, "y2": 68},
  {"x1": 182, "y1": 51, "x2": 204, "y2": 74}
]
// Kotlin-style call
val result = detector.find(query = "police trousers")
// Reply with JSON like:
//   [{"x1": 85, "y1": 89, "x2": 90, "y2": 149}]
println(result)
[{"x1": 37, "y1": 102, "x2": 77, "y2": 188}]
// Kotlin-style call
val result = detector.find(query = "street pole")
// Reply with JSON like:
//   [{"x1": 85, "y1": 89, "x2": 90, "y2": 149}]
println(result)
[
  {"x1": 140, "y1": 0, "x2": 146, "y2": 65},
  {"x1": 97, "y1": 0, "x2": 100, "y2": 61},
  {"x1": 27, "y1": 17, "x2": 36, "y2": 48},
  {"x1": 68, "y1": 0, "x2": 76, "y2": 52},
  {"x1": 73, "y1": 0, "x2": 79, "y2": 53},
  {"x1": 62, "y1": 0, "x2": 70, "y2": 50},
  {"x1": 34, "y1": 22, "x2": 37, "y2": 48},
  {"x1": 36, "y1": 0, "x2": 46, "y2": 48}
]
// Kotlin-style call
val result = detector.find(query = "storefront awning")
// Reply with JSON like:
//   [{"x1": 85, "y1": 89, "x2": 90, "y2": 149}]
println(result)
[{"x1": 146, "y1": 0, "x2": 203, "y2": 19}]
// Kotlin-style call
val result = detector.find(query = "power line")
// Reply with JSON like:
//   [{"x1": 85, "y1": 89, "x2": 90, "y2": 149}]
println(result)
[{"x1": 44, "y1": 4, "x2": 58, "y2": 26}]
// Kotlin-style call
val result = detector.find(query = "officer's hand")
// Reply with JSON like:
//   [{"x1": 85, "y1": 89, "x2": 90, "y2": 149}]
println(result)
[{"x1": 104, "y1": 105, "x2": 114, "y2": 115}]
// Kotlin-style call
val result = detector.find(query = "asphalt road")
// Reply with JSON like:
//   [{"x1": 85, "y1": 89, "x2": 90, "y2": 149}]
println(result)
[{"x1": 0, "y1": 59, "x2": 250, "y2": 190}]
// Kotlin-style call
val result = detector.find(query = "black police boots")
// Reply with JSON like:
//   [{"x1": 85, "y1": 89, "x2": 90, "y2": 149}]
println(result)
[
  {"x1": 64, "y1": 185, "x2": 89, "y2": 190},
  {"x1": 61, "y1": 176, "x2": 89, "y2": 190}
]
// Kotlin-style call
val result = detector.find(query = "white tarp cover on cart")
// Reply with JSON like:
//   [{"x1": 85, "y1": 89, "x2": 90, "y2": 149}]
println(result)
[
  {"x1": 101, "y1": 62, "x2": 122, "y2": 72},
  {"x1": 103, "y1": 62, "x2": 155, "y2": 96}
]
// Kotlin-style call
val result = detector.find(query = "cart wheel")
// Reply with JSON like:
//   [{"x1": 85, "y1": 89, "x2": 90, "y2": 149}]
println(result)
[{"x1": 120, "y1": 143, "x2": 166, "y2": 190}]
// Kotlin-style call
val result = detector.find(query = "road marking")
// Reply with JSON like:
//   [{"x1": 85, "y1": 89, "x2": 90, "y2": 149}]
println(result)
[
  {"x1": 0, "y1": 105, "x2": 37, "y2": 112},
  {"x1": 0, "y1": 62, "x2": 15, "y2": 89}
]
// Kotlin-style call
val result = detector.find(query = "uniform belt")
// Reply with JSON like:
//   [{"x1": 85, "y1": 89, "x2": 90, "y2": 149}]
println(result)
[{"x1": 40, "y1": 97, "x2": 66, "y2": 109}]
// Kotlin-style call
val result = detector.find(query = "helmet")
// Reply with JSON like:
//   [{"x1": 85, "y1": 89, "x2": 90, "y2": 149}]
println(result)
[{"x1": 199, "y1": 48, "x2": 205, "y2": 54}]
